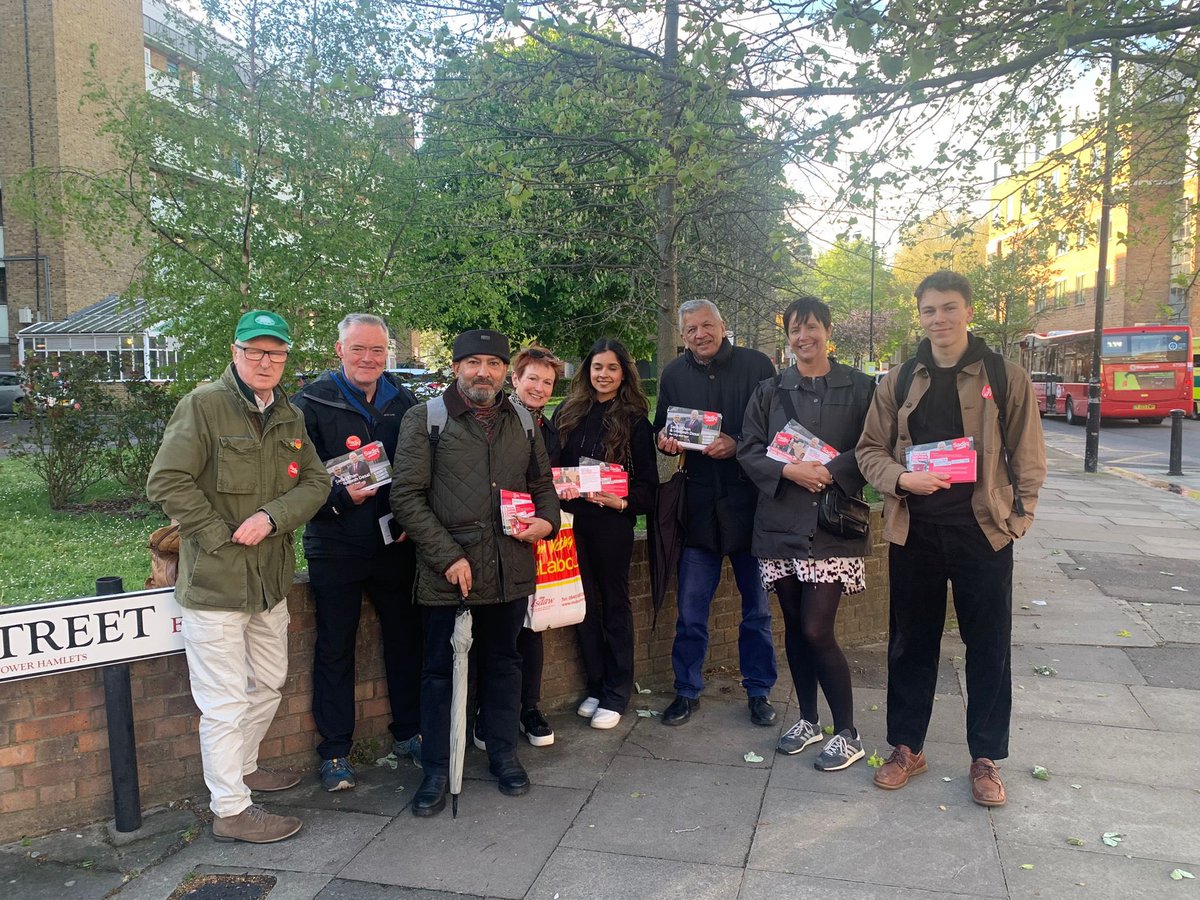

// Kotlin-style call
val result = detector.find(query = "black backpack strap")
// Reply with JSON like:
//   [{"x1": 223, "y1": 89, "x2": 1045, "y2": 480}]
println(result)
[
  {"x1": 894, "y1": 357, "x2": 919, "y2": 408},
  {"x1": 984, "y1": 352, "x2": 1025, "y2": 518}
]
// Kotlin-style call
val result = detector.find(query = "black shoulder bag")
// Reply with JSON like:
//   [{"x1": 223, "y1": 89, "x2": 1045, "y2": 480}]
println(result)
[{"x1": 774, "y1": 374, "x2": 870, "y2": 541}]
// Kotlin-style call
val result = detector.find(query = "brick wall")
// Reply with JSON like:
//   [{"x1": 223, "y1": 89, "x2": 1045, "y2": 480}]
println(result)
[{"x1": 0, "y1": 521, "x2": 890, "y2": 842}]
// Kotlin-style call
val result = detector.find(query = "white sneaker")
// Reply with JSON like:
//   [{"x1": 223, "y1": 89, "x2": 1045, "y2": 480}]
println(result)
[
  {"x1": 577, "y1": 696, "x2": 600, "y2": 718},
  {"x1": 590, "y1": 708, "x2": 620, "y2": 729}
]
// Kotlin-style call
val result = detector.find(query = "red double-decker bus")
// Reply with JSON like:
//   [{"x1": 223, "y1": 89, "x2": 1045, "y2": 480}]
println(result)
[{"x1": 1019, "y1": 325, "x2": 1193, "y2": 425}]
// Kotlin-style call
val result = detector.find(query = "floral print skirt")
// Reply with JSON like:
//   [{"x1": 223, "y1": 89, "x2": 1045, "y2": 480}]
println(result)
[{"x1": 759, "y1": 556, "x2": 866, "y2": 596}]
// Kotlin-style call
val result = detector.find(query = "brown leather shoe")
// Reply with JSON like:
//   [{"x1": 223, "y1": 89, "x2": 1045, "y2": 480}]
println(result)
[
  {"x1": 873, "y1": 744, "x2": 928, "y2": 790},
  {"x1": 244, "y1": 767, "x2": 301, "y2": 792},
  {"x1": 212, "y1": 805, "x2": 302, "y2": 843},
  {"x1": 970, "y1": 758, "x2": 1006, "y2": 807}
]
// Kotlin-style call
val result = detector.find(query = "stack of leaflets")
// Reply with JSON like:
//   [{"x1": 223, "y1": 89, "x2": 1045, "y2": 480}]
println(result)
[
  {"x1": 500, "y1": 489, "x2": 537, "y2": 535},
  {"x1": 665, "y1": 406, "x2": 722, "y2": 450},
  {"x1": 905, "y1": 437, "x2": 977, "y2": 483},
  {"x1": 766, "y1": 420, "x2": 839, "y2": 465},
  {"x1": 553, "y1": 461, "x2": 629, "y2": 498},
  {"x1": 326, "y1": 440, "x2": 392, "y2": 488},
  {"x1": 581, "y1": 456, "x2": 629, "y2": 498}
]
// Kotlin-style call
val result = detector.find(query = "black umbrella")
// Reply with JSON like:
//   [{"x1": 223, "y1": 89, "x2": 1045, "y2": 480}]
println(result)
[{"x1": 648, "y1": 452, "x2": 687, "y2": 628}]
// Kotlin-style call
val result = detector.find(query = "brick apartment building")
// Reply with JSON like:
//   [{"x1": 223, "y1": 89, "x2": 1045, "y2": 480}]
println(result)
[
  {"x1": 986, "y1": 120, "x2": 1199, "y2": 342},
  {"x1": 0, "y1": 0, "x2": 168, "y2": 369}
]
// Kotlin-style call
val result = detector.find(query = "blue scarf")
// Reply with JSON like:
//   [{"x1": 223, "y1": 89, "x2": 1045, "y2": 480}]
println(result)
[{"x1": 331, "y1": 369, "x2": 398, "y2": 426}]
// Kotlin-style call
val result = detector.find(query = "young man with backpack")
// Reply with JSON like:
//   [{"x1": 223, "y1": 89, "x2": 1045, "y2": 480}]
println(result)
[{"x1": 856, "y1": 271, "x2": 1046, "y2": 808}]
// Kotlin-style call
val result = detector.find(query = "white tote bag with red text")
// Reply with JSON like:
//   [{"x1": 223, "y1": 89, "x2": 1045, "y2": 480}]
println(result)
[{"x1": 525, "y1": 512, "x2": 586, "y2": 631}]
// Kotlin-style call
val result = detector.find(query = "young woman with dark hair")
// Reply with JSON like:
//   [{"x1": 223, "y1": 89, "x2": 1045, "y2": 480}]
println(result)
[{"x1": 553, "y1": 338, "x2": 657, "y2": 729}]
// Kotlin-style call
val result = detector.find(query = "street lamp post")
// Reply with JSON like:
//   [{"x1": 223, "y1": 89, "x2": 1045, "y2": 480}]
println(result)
[
  {"x1": 1085, "y1": 48, "x2": 1119, "y2": 473},
  {"x1": 869, "y1": 186, "x2": 877, "y2": 364}
]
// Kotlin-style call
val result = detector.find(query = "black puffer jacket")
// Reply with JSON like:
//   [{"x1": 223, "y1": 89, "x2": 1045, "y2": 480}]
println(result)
[
  {"x1": 292, "y1": 371, "x2": 417, "y2": 559},
  {"x1": 737, "y1": 361, "x2": 874, "y2": 561},
  {"x1": 653, "y1": 340, "x2": 777, "y2": 555},
  {"x1": 390, "y1": 383, "x2": 560, "y2": 607}
]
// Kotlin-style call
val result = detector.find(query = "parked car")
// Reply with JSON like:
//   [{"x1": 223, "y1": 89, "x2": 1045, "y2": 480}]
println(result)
[{"x1": 0, "y1": 372, "x2": 27, "y2": 417}]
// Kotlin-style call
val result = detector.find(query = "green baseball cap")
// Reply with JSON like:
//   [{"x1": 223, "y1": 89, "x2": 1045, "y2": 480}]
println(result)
[{"x1": 235, "y1": 309, "x2": 292, "y2": 345}]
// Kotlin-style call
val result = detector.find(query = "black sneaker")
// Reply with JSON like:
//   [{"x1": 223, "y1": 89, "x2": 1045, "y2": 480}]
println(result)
[{"x1": 519, "y1": 708, "x2": 555, "y2": 747}]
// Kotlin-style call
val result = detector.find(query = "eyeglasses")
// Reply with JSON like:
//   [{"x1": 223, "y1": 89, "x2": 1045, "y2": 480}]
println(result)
[
  {"x1": 524, "y1": 347, "x2": 559, "y2": 364},
  {"x1": 236, "y1": 344, "x2": 290, "y2": 363}
]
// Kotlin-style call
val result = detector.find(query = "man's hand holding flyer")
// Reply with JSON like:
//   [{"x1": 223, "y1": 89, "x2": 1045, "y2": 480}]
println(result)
[
  {"x1": 906, "y1": 437, "x2": 978, "y2": 483},
  {"x1": 665, "y1": 406, "x2": 723, "y2": 450},
  {"x1": 325, "y1": 440, "x2": 392, "y2": 489}
]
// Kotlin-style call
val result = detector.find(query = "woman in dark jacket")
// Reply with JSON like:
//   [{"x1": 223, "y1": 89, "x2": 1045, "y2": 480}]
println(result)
[
  {"x1": 554, "y1": 338, "x2": 657, "y2": 729},
  {"x1": 738, "y1": 296, "x2": 875, "y2": 772}
]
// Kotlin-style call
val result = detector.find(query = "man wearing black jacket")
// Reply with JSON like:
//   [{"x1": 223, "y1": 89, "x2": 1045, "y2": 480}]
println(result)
[
  {"x1": 654, "y1": 299, "x2": 779, "y2": 727},
  {"x1": 292, "y1": 314, "x2": 422, "y2": 793}
]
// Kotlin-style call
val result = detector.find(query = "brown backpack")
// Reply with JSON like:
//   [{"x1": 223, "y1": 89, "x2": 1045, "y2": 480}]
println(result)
[{"x1": 145, "y1": 522, "x2": 181, "y2": 588}]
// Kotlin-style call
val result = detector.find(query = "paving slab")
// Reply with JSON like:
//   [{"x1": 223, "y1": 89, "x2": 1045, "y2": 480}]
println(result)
[
  {"x1": 527, "y1": 846, "x2": 744, "y2": 900},
  {"x1": 1009, "y1": 595, "x2": 1157, "y2": 647},
  {"x1": 1007, "y1": 718, "x2": 1196, "y2": 789},
  {"x1": 1136, "y1": 603, "x2": 1200, "y2": 643},
  {"x1": 515, "y1": 710, "x2": 630, "y2": 791},
  {"x1": 0, "y1": 854, "x2": 125, "y2": 900},
  {"x1": 1031, "y1": 538, "x2": 1142, "y2": 555},
  {"x1": 1058, "y1": 551, "x2": 1200, "y2": 603},
  {"x1": 839, "y1": 642, "x2": 964, "y2": 695},
  {"x1": 266, "y1": 764, "x2": 422, "y2": 817},
  {"x1": 619, "y1": 690, "x2": 787, "y2": 767},
  {"x1": 997, "y1": 839, "x2": 1199, "y2": 900},
  {"x1": 1009, "y1": 678, "x2": 1154, "y2": 728},
  {"x1": 339, "y1": 782, "x2": 587, "y2": 899},
  {"x1": 316, "y1": 881, "x2": 485, "y2": 899},
  {"x1": 991, "y1": 777, "x2": 1200, "y2": 864},
  {"x1": 1010, "y1": 644, "x2": 1146, "y2": 685},
  {"x1": 1125, "y1": 644, "x2": 1200, "y2": 689},
  {"x1": 168, "y1": 808, "x2": 389, "y2": 876},
  {"x1": 740, "y1": 868, "x2": 1002, "y2": 899},
  {"x1": 748, "y1": 784, "x2": 1006, "y2": 896},
  {"x1": 1129, "y1": 684, "x2": 1200, "y2": 734},
  {"x1": 560, "y1": 755, "x2": 767, "y2": 867}
]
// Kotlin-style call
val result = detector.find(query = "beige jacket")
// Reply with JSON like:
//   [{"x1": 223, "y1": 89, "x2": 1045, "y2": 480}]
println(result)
[{"x1": 856, "y1": 352, "x2": 1047, "y2": 550}]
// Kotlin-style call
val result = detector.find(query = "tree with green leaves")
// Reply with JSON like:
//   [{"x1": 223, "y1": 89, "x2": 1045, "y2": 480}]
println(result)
[{"x1": 12, "y1": 0, "x2": 429, "y2": 380}]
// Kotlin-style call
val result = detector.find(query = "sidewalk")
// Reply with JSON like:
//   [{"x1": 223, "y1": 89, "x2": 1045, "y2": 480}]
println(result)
[{"x1": 3, "y1": 447, "x2": 1198, "y2": 899}]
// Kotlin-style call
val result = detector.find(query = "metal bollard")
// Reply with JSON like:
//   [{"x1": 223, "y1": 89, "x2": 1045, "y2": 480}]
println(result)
[
  {"x1": 97, "y1": 576, "x2": 143, "y2": 833},
  {"x1": 1168, "y1": 409, "x2": 1185, "y2": 477}
]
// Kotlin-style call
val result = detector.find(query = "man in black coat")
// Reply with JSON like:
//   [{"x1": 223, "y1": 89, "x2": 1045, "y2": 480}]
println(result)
[
  {"x1": 654, "y1": 299, "x2": 779, "y2": 727},
  {"x1": 292, "y1": 313, "x2": 421, "y2": 793}
]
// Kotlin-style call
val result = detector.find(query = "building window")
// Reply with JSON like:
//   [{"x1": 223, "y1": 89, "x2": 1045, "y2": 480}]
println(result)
[
  {"x1": 1075, "y1": 274, "x2": 1086, "y2": 305},
  {"x1": 1035, "y1": 287, "x2": 1047, "y2": 313},
  {"x1": 166, "y1": 60, "x2": 180, "y2": 77},
  {"x1": 1054, "y1": 280, "x2": 1067, "y2": 308},
  {"x1": 1056, "y1": 233, "x2": 1069, "y2": 256}
]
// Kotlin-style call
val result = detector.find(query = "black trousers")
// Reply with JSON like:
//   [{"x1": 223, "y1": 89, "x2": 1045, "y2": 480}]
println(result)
[
  {"x1": 309, "y1": 541, "x2": 421, "y2": 760},
  {"x1": 421, "y1": 600, "x2": 525, "y2": 777},
  {"x1": 517, "y1": 626, "x2": 543, "y2": 709},
  {"x1": 887, "y1": 522, "x2": 1014, "y2": 761},
  {"x1": 573, "y1": 513, "x2": 635, "y2": 714}
]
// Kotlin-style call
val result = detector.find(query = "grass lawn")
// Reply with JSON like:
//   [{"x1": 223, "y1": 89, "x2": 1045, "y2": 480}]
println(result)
[{"x1": 0, "y1": 457, "x2": 170, "y2": 607}]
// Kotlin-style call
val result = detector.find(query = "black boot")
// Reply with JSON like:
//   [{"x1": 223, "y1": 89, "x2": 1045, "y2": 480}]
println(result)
[
  {"x1": 488, "y1": 754, "x2": 530, "y2": 797},
  {"x1": 412, "y1": 773, "x2": 448, "y2": 817}
]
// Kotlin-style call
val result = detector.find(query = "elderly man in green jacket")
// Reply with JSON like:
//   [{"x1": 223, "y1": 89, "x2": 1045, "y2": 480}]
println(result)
[{"x1": 147, "y1": 310, "x2": 327, "y2": 844}]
